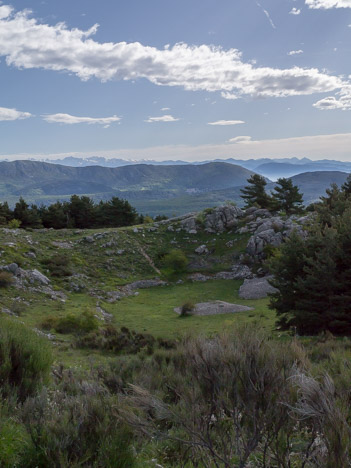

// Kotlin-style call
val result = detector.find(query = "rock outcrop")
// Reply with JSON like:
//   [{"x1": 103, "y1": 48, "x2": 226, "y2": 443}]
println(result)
[
  {"x1": 244, "y1": 207, "x2": 312, "y2": 259},
  {"x1": 239, "y1": 276, "x2": 278, "y2": 300}
]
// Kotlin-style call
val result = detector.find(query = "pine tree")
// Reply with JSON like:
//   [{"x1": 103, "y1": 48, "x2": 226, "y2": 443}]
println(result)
[
  {"x1": 240, "y1": 174, "x2": 272, "y2": 209},
  {"x1": 271, "y1": 178, "x2": 303, "y2": 214}
]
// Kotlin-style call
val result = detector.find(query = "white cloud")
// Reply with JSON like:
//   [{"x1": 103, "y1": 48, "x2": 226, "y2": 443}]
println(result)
[
  {"x1": 288, "y1": 50, "x2": 304, "y2": 55},
  {"x1": 306, "y1": 0, "x2": 351, "y2": 8},
  {"x1": 228, "y1": 136, "x2": 252, "y2": 143},
  {"x1": 0, "y1": 5, "x2": 12, "y2": 19},
  {"x1": 161, "y1": 107, "x2": 170, "y2": 111},
  {"x1": 0, "y1": 106, "x2": 32, "y2": 121},
  {"x1": 43, "y1": 113, "x2": 121, "y2": 126},
  {"x1": 289, "y1": 7, "x2": 301, "y2": 14},
  {"x1": 0, "y1": 5, "x2": 348, "y2": 101},
  {"x1": 313, "y1": 86, "x2": 351, "y2": 109},
  {"x1": 145, "y1": 114, "x2": 180, "y2": 123},
  {"x1": 208, "y1": 120, "x2": 245, "y2": 126}
]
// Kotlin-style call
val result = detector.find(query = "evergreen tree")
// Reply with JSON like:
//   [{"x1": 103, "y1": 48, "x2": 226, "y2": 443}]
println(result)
[
  {"x1": 269, "y1": 205, "x2": 351, "y2": 335},
  {"x1": 341, "y1": 174, "x2": 351, "y2": 195},
  {"x1": 13, "y1": 198, "x2": 42, "y2": 228},
  {"x1": 0, "y1": 202, "x2": 12, "y2": 225},
  {"x1": 40, "y1": 201, "x2": 69, "y2": 229},
  {"x1": 240, "y1": 174, "x2": 272, "y2": 209},
  {"x1": 271, "y1": 178, "x2": 303, "y2": 214},
  {"x1": 68, "y1": 195, "x2": 96, "y2": 229}
]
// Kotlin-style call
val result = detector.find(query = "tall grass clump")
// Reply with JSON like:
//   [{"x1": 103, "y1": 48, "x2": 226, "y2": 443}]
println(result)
[{"x1": 0, "y1": 317, "x2": 52, "y2": 401}]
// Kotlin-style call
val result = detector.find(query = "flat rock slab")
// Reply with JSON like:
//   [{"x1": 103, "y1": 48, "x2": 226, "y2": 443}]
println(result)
[
  {"x1": 239, "y1": 276, "x2": 277, "y2": 300},
  {"x1": 174, "y1": 301, "x2": 253, "y2": 316}
]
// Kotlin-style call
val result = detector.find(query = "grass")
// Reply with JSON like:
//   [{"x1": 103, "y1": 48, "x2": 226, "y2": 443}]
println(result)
[
  {"x1": 103, "y1": 280, "x2": 274, "y2": 339},
  {"x1": 0, "y1": 220, "x2": 272, "y2": 368}
]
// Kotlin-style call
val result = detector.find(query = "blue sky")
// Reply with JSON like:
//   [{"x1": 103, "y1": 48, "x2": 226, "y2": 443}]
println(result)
[{"x1": 0, "y1": 0, "x2": 351, "y2": 161}]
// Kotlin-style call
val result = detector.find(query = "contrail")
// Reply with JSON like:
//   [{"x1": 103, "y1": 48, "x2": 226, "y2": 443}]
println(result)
[{"x1": 256, "y1": 1, "x2": 276, "y2": 29}]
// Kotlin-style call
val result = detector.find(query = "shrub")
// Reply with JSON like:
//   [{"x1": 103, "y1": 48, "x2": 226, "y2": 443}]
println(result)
[
  {"x1": 0, "y1": 415, "x2": 32, "y2": 467},
  {"x1": 41, "y1": 254, "x2": 72, "y2": 277},
  {"x1": 43, "y1": 310, "x2": 99, "y2": 335},
  {"x1": 7, "y1": 219, "x2": 21, "y2": 229},
  {"x1": 0, "y1": 271, "x2": 13, "y2": 288},
  {"x1": 163, "y1": 249, "x2": 188, "y2": 276},
  {"x1": 77, "y1": 324, "x2": 157, "y2": 355},
  {"x1": 180, "y1": 301, "x2": 194, "y2": 317},
  {"x1": 0, "y1": 317, "x2": 52, "y2": 401},
  {"x1": 21, "y1": 376, "x2": 136, "y2": 468}
]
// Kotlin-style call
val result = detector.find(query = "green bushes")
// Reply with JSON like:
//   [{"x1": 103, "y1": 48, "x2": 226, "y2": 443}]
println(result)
[
  {"x1": 0, "y1": 271, "x2": 13, "y2": 288},
  {"x1": 162, "y1": 249, "x2": 188, "y2": 277},
  {"x1": 0, "y1": 317, "x2": 52, "y2": 401},
  {"x1": 41, "y1": 310, "x2": 99, "y2": 335},
  {"x1": 77, "y1": 324, "x2": 173, "y2": 355},
  {"x1": 41, "y1": 254, "x2": 72, "y2": 277}
]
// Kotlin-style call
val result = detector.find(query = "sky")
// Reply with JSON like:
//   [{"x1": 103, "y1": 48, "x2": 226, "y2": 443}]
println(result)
[{"x1": 0, "y1": 0, "x2": 351, "y2": 162}]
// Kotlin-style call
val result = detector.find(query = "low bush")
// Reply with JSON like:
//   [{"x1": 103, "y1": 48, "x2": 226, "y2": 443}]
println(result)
[
  {"x1": 41, "y1": 254, "x2": 72, "y2": 277},
  {"x1": 41, "y1": 310, "x2": 99, "y2": 335},
  {"x1": 77, "y1": 324, "x2": 157, "y2": 355},
  {"x1": 162, "y1": 249, "x2": 188, "y2": 277},
  {"x1": 180, "y1": 301, "x2": 194, "y2": 317},
  {"x1": 0, "y1": 317, "x2": 52, "y2": 401},
  {"x1": 0, "y1": 271, "x2": 13, "y2": 288}
]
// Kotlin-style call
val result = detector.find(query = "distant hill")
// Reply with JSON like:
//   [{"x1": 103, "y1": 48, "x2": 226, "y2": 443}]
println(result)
[
  {"x1": 0, "y1": 160, "x2": 255, "y2": 201},
  {"x1": 256, "y1": 162, "x2": 351, "y2": 180},
  {"x1": 288, "y1": 171, "x2": 349, "y2": 203}
]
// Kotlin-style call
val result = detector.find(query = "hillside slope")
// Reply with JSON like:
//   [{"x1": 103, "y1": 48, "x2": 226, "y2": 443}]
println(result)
[{"x1": 0, "y1": 160, "x2": 255, "y2": 197}]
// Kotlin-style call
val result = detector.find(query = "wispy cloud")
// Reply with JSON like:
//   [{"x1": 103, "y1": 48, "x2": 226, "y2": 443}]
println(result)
[
  {"x1": 228, "y1": 136, "x2": 252, "y2": 143},
  {"x1": 42, "y1": 113, "x2": 121, "y2": 126},
  {"x1": 306, "y1": 0, "x2": 351, "y2": 8},
  {"x1": 145, "y1": 115, "x2": 180, "y2": 123},
  {"x1": 0, "y1": 106, "x2": 32, "y2": 121},
  {"x1": 288, "y1": 50, "x2": 304, "y2": 55},
  {"x1": 256, "y1": 1, "x2": 276, "y2": 29},
  {"x1": 161, "y1": 107, "x2": 170, "y2": 111},
  {"x1": 208, "y1": 120, "x2": 245, "y2": 126},
  {"x1": 289, "y1": 8, "x2": 301, "y2": 15},
  {"x1": 0, "y1": 5, "x2": 348, "y2": 102}
]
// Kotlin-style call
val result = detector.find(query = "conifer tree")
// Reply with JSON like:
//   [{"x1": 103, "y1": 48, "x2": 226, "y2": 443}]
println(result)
[
  {"x1": 271, "y1": 178, "x2": 303, "y2": 214},
  {"x1": 240, "y1": 174, "x2": 272, "y2": 209}
]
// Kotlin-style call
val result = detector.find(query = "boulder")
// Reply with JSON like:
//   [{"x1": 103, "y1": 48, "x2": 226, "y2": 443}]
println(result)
[
  {"x1": 27, "y1": 269, "x2": 51, "y2": 286},
  {"x1": 239, "y1": 276, "x2": 278, "y2": 300}
]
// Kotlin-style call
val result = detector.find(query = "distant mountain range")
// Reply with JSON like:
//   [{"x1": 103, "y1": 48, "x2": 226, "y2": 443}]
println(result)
[
  {"x1": 0, "y1": 160, "x2": 349, "y2": 216},
  {"x1": 2, "y1": 156, "x2": 351, "y2": 181}
]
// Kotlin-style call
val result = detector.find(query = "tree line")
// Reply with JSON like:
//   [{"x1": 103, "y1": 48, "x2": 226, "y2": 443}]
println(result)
[{"x1": 0, "y1": 195, "x2": 145, "y2": 229}]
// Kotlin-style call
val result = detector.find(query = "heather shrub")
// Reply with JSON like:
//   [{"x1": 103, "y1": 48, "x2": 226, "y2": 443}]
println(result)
[
  {"x1": 0, "y1": 317, "x2": 52, "y2": 401},
  {"x1": 0, "y1": 271, "x2": 13, "y2": 288}
]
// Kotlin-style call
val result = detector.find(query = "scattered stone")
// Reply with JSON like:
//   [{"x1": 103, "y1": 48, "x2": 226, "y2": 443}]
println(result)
[
  {"x1": 231, "y1": 264, "x2": 254, "y2": 279},
  {"x1": 25, "y1": 251, "x2": 37, "y2": 258},
  {"x1": 239, "y1": 276, "x2": 278, "y2": 300},
  {"x1": 195, "y1": 244, "x2": 209, "y2": 255},
  {"x1": 174, "y1": 301, "x2": 253, "y2": 316},
  {"x1": 52, "y1": 241, "x2": 73, "y2": 249},
  {"x1": 188, "y1": 273, "x2": 212, "y2": 282},
  {"x1": 128, "y1": 279, "x2": 167, "y2": 289}
]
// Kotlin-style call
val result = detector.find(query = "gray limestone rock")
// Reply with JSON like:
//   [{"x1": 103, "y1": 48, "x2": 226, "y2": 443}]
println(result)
[{"x1": 239, "y1": 276, "x2": 278, "y2": 300}]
